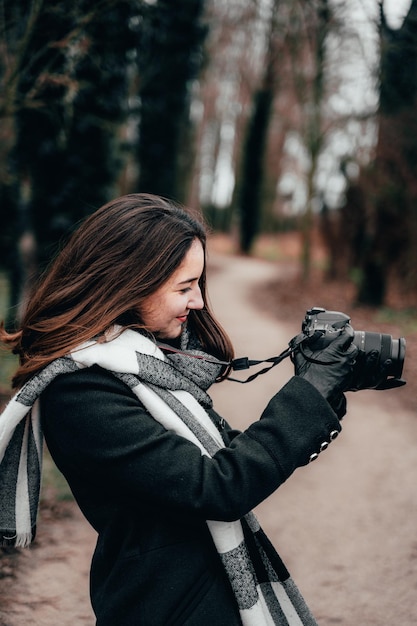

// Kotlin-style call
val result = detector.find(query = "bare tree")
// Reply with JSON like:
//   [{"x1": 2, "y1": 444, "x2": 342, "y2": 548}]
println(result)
[
  {"x1": 344, "y1": 0, "x2": 417, "y2": 306},
  {"x1": 185, "y1": 0, "x2": 260, "y2": 226},
  {"x1": 278, "y1": 0, "x2": 333, "y2": 279},
  {"x1": 236, "y1": 0, "x2": 284, "y2": 253}
]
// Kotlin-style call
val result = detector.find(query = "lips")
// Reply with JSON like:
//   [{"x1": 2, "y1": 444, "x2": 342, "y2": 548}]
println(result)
[{"x1": 176, "y1": 315, "x2": 188, "y2": 324}]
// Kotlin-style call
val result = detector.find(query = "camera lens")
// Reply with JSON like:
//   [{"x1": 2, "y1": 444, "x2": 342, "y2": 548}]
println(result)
[
  {"x1": 391, "y1": 337, "x2": 406, "y2": 378},
  {"x1": 353, "y1": 331, "x2": 406, "y2": 380}
]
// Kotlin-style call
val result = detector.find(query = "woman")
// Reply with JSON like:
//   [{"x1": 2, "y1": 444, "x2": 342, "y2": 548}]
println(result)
[{"x1": 0, "y1": 193, "x2": 357, "y2": 625}]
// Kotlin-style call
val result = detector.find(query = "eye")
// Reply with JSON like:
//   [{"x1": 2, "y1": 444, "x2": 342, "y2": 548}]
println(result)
[{"x1": 179, "y1": 287, "x2": 191, "y2": 294}]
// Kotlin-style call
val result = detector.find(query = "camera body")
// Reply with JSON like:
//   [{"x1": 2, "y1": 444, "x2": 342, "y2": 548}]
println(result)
[{"x1": 301, "y1": 307, "x2": 406, "y2": 391}]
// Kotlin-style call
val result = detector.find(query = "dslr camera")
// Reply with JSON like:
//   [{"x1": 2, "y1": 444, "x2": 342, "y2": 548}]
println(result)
[{"x1": 301, "y1": 307, "x2": 406, "y2": 391}]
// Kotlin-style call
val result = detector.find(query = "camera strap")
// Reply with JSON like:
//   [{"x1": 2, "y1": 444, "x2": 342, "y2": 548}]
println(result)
[
  {"x1": 227, "y1": 348, "x2": 293, "y2": 383},
  {"x1": 158, "y1": 342, "x2": 294, "y2": 384},
  {"x1": 226, "y1": 330, "x2": 343, "y2": 383}
]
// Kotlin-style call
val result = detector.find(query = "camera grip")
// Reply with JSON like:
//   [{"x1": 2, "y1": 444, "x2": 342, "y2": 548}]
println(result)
[{"x1": 290, "y1": 327, "x2": 358, "y2": 413}]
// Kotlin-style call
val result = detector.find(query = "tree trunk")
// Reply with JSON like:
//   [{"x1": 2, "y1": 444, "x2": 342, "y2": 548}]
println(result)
[
  {"x1": 237, "y1": 0, "x2": 280, "y2": 254},
  {"x1": 136, "y1": 0, "x2": 207, "y2": 202},
  {"x1": 356, "y1": 0, "x2": 417, "y2": 305}
]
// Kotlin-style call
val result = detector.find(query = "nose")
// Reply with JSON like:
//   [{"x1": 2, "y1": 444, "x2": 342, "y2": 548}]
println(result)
[{"x1": 188, "y1": 285, "x2": 204, "y2": 310}]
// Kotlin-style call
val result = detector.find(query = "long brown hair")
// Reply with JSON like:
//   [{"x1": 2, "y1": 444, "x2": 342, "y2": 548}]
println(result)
[{"x1": 1, "y1": 193, "x2": 234, "y2": 388}]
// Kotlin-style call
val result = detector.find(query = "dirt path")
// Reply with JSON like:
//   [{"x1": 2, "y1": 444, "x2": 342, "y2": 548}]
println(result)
[
  {"x1": 1, "y1": 251, "x2": 416, "y2": 625},
  {"x1": 0, "y1": 503, "x2": 96, "y2": 626},
  {"x1": 208, "y1": 252, "x2": 417, "y2": 626}
]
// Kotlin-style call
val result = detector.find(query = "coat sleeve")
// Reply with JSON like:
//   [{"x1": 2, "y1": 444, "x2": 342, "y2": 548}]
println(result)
[{"x1": 41, "y1": 366, "x2": 341, "y2": 523}]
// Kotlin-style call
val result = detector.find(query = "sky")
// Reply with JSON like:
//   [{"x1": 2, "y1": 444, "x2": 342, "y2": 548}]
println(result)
[
  {"x1": 210, "y1": 0, "x2": 414, "y2": 211},
  {"x1": 288, "y1": 0, "x2": 414, "y2": 212},
  {"x1": 382, "y1": 0, "x2": 412, "y2": 27}
]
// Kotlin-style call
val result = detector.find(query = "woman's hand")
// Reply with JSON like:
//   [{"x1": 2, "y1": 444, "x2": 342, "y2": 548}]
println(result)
[{"x1": 290, "y1": 325, "x2": 359, "y2": 418}]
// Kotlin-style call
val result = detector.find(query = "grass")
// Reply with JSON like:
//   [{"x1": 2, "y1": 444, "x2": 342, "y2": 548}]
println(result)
[
  {"x1": 0, "y1": 272, "x2": 18, "y2": 390},
  {"x1": 245, "y1": 233, "x2": 417, "y2": 337},
  {"x1": 0, "y1": 351, "x2": 18, "y2": 390},
  {"x1": 376, "y1": 307, "x2": 417, "y2": 335},
  {"x1": 0, "y1": 272, "x2": 73, "y2": 502}
]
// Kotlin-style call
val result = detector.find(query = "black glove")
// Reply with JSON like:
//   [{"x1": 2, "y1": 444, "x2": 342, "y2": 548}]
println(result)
[
  {"x1": 290, "y1": 325, "x2": 359, "y2": 418},
  {"x1": 329, "y1": 393, "x2": 347, "y2": 419},
  {"x1": 375, "y1": 364, "x2": 406, "y2": 389},
  {"x1": 349, "y1": 350, "x2": 406, "y2": 391}
]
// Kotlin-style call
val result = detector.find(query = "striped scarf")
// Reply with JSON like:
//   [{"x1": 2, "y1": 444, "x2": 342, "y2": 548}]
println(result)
[{"x1": 0, "y1": 326, "x2": 318, "y2": 626}]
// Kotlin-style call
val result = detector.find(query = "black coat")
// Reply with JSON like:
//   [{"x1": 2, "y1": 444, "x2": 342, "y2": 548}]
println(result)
[{"x1": 40, "y1": 366, "x2": 340, "y2": 625}]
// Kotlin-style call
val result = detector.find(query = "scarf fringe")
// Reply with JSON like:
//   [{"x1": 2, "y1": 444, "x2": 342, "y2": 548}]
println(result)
[{"x1": 1, "y1": 532, "x2": 33, "y2": 548}]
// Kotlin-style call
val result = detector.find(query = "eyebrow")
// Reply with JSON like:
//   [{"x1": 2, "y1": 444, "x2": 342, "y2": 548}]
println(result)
[{"x1": 177, "y1": 277, "x2": 199, "y2": 285}]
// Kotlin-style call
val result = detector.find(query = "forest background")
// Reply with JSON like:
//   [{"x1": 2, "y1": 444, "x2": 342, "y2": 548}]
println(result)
[
  {"x1": 1, "y1": 0, "x2": 417, "y2": 605},
  {"x1": 1, "y1": 0, "x2": 417, "y2": 318}
]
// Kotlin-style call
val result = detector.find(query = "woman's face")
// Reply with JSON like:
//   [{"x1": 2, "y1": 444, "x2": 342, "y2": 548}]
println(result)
[{"x1": 141, "y1": 238, "x2": 205, "y2": 339}]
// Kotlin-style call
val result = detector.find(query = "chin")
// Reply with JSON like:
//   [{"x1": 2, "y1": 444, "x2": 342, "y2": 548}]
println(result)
[{"x1": 157, "y1": 327, "x2": 182, "y2": 340}]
